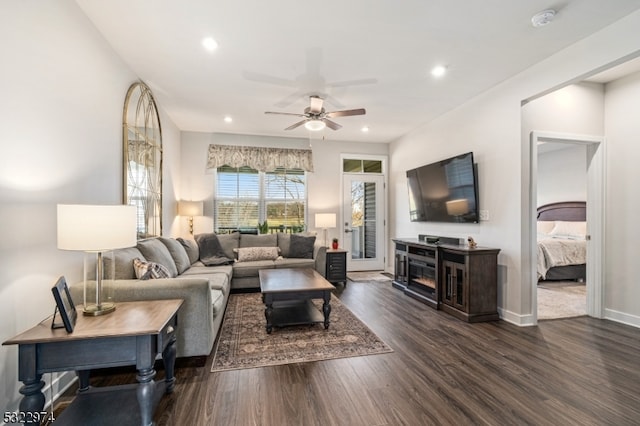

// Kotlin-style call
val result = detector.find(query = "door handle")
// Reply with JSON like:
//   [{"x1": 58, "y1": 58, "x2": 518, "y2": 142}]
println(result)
[{"x1": 344, "y1": 229, "x2": 353, "y2": 233}]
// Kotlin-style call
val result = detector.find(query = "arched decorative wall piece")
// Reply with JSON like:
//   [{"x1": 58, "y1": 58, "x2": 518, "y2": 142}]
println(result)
[{"x1": 123, "y1": 81, "x2": 163, "y2": 239}]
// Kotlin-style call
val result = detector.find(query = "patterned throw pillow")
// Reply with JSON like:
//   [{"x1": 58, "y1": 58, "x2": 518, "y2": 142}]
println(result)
[
  {"x1": 133, "y1": 258, "x2": 171, "y2": 280},
  {"x1": 236, "y1": 246, "x2": 280, "y2": 262}
]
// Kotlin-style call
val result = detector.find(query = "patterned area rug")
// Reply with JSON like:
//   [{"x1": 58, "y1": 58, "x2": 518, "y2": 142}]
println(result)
[
  {"x1": 347, "y1": 271, "x2": 393, "y2": 282},
  {"x1": 538, "y1": 282, "x2": 586, "y2": 320},
  {"x1": 211, "y1": 293, "x2": 393, "y2": 372}
]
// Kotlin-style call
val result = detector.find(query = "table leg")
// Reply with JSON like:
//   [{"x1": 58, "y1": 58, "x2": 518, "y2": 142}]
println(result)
[
  {"x1": 322, "y1": 292, "x2": 331, "y2": 329},
  {"x1": 136, "y1": 367, "x2": 157, "y2": 426},
  {"x1": 265, "y1": 301, "x2": 273, "y2": 334},
  {"x1": 18, "y1": 375, "x2": 45, "y2": 426},
  {"x1": 162, "y1": 333, "x2": 177, "y2": 394},
  {"x1": 76, "y1": 370, "x2": 91, "y2": 393}
]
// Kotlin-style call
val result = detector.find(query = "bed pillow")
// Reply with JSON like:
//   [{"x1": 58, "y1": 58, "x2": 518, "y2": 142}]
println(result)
[
  {"x1": 537, "y1": 221, "x2": 556, "y2": 236},
  {"x1": 133, "y1": 258, "x2": 171, "y2": 280},
  {"x1": 235, "y1": 246, "x2": 280, "y2": 262},
  {"x1": 549, "y1": 221, "x2": 587, "y2": 239}
]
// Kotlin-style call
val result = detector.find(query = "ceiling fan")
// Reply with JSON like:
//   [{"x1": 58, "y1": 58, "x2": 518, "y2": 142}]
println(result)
[{"x1": 265, "y1": 95, "x2": 365, "y2": 131}]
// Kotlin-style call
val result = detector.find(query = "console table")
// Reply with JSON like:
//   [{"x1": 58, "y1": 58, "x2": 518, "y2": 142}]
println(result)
[
  {"x1": 393, "y1": 238, "x2": 500, "y2": 322},
  {"x1": 3, "y1": 299, "x2": 183, "y2": 426}
]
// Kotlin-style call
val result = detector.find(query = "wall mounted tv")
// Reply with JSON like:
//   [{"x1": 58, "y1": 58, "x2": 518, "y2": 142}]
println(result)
[{"x1": 406, "y1": 151, "x2": 479, "y2": 223}]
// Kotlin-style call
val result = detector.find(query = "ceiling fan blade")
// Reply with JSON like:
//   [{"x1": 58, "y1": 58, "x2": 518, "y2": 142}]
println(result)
[
  {"x1": 265, "y1": 111, "x2": 306, "y2": 117},
  {"x1": 285, "y1": 120, "x2": 307, "y2": 130},
  {"x1": 322, "y1": 118, "x2": 342, "y2": 130},
  {"x1": 309, "y1": 96, "x2": 324, "y2": 114},
  {"x1": 325, "y1": 108, "x2": 366, "y2": 118}
]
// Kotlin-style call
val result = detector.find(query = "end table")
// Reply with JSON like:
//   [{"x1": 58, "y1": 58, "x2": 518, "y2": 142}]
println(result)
[{"x1": 325, "y1": 249, "x2": 348, "y2": 286}]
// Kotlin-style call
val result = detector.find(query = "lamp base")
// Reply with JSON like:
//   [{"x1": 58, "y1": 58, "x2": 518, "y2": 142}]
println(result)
[{"x1": 83, "y1": 302, "x2": 116, "y2": 316}]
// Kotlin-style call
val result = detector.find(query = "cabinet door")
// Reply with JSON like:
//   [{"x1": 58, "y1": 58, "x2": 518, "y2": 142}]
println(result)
[
  {"x1": 442, "y1": 261, "x2": 467, "y2": 311},
  {"x1": 394, "y1": 252, "x2": 408, "y2": 285}
]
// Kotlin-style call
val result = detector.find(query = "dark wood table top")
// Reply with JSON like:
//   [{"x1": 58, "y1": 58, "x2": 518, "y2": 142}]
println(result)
[
  {"x1": 3, "y1": 299, "x2": 183, "y2": 345},
  {"x1": 259, "y1": 268, "x2": 334, "y2": 293}
]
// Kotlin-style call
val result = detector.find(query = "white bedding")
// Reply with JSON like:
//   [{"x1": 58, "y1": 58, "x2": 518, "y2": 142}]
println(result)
[{"x1": 537, "y1": 237, "x2": 586, "y2": 280}]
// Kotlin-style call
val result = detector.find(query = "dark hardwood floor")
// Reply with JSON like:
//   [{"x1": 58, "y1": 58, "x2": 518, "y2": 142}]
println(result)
[{"x1": 69, "y1": 280, "x2": 640, "y2": 425}]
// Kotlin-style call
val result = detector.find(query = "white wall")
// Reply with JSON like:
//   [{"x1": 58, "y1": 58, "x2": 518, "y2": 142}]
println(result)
[
  {"x1": 537, "y1": 145, "x2": 587, "y2": 207},
  {"x1": 389, "y1": 10, "x2": 640, "y2": 325},
  {"x1": 603, "y1": 71, "x2": 640, "y2": 325},
  {"x1": 179, "y1": 131, "x2": 388, "y2": 244},
  {"x1": 0, "y1": 0, "x2": 181, "y2": 414}
]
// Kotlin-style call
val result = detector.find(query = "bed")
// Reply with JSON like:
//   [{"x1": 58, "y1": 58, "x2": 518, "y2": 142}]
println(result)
[{"x1": 536, "y1": 201, "x2": 587, "y2": 281}]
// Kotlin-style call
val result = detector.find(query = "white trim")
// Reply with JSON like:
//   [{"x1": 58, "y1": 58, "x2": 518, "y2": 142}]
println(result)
[{"x1": 529, "y1": 131, "x2": 606, "y2": 324}]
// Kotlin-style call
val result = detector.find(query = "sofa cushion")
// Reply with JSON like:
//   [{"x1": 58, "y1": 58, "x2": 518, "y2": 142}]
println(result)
[
  {"x1": 274, "y1": 258, "x2": 315, "y2": 269},
  {"x1": 239, "y1": 233, "x2": 277, "y2": 248},
  {"x1": 159, "y1": 237, "x2": 191, "y2": 274},
  {"x1": 211, "y1": 289, "x2": 225, "y2": 317},
  {"x1": 177, "y1": 237, "x2": 200, "y2": 265},
  {"x1": 277, "y1": 232, "x2": 291, "y2": 257},
  {"x1": 104, "y1": 247, "x2": 146, "y2": 280},
  {"x1": 133, "y1": 258, "x2": 171, "y2": 280},
  {"x1": 232, "y1": 260, "x2": 275, "y2": 278},
  {"x1": 216, "y1": 232, "x2": 240, "y2": 260},
  {"x1": 181, "y1": 271, "x2": 231, "y2": 296},
  {"x1": 195, "y1": 233, "x2": 234, "y2": 266},
  {"x1": 136, "y1": 239, "x2": 179, "y2": 277},
  {"x1": 289, "y1": 234, "x2": 316, "y2": 259},
  {"x1": 236, "y1": 246, "x2": 280, "y2": 262}
]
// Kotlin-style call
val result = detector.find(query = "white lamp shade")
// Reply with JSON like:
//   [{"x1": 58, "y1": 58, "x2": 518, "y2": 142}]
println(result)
[
  {"x1": 446, "y1": 199, "x2": 470, "y2": 216},
  {"x1": 57, "y1": 204, "x2": 137, "y2": 251},
  {"x1": 305, "y1": 119, "x2": 326, "y2": 131},
  {"x1": 315, "y1": 213, "x2": 336, "y2": 229},
  {"x1": 179, "y1": 200, "x2": 204, "y2": 217}
]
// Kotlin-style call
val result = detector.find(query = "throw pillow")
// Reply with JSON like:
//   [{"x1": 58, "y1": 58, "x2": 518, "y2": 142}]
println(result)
[
  {"x1": 136, "y1": 239, "x2": 179, "y2": 277},
  {"x1": 235, "y1": 246, "x2": 280, "y2": 262},
  {"x1": 289, "y1": 234, "x2": 316, "y2": 259},
  {"x1": 159, "y1": 237, "x2": 191, "y2": 274},
  {"x1": 177, "y1": 237, "x2": 200, "y2": 265},
  {"x1": 215, "y1": 232, "x2": 240, "y2": 259},
  {"x1": 133, "y1": 258, "x2": 171, "y2": 280},
  {"x1": 195, "y1": 233, "x2": 234, "y2": 266}
]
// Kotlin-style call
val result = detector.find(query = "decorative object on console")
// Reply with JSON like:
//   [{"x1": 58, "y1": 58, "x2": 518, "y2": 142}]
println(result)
[
  {"x1": 51, "y1": 276, "x2": 77, "y2": 333},
  {"x1": 332, "y1": 238, "x2": 339, "y2": 250},
  {"x1": 315, "y1": 213, "x2": 336, "y2": 248},
  {"x1": 57, "y1": 204, "x2": 137, "y2": 316},
  {"x1": 467, "y1": 236, "x2": 477, "y2": 248},
  {"x1": 178, "y1": 200, "x2": 204, "y2": 235}
]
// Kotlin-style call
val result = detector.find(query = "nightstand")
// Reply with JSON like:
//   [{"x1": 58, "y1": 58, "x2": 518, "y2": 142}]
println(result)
[{"x1": 326, "y1": 249, "x2": 348, "y2": 286}]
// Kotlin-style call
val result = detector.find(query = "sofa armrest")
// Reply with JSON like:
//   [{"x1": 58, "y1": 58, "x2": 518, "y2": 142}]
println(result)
[
  {"x1": 314, "y1": 244, "x2": 327, "y2": 277},
  {"x1": 69, "y1": 278, "x2": 215, "y2": 357}
]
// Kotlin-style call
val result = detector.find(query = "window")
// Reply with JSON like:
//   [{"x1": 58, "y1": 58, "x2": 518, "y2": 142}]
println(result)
[{"x1": 214, "y1": 166, "x2": 306, "y2": 233}]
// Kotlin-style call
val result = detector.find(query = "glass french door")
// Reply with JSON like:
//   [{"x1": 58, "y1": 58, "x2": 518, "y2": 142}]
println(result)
[{"x1": 342, "y1": 174, "x2": 385, "y2": 271}]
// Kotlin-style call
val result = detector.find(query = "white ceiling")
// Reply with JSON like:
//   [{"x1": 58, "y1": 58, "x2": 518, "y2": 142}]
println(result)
[{"x1": 76, "y1": 0, "x2": 640, "y2": 143}]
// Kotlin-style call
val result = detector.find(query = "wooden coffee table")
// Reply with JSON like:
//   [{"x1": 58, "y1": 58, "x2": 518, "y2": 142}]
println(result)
[{"x1": 259, "y1": 268, "x2": 335, "y2": 334}]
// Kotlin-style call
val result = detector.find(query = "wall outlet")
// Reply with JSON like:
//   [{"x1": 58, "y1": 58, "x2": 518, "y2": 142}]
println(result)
[{"x1": 479, "y1": 210, "x2": 489, "y2": 221}]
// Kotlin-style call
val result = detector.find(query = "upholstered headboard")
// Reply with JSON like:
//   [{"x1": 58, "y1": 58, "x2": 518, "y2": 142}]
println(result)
[{"x1": 537, "y1": 201, "x2": 586, "y2": 221}]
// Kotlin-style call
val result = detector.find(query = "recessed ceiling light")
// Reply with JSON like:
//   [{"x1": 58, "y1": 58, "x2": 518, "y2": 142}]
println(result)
[
  {"x1": 202, "y1": 37, "x2": 218, "y2": 51},
  {"x1": 431, "y1": 65, "x2": 447, "y2": 78},
  {"x1": 361, "y1": 126, "x2": 370, "y2": 133},
  {"x1": 531, "y1": 9, "x2": 556, "y2": 28},
  {"x1": 223, "y1": 116, "x2": 232, "y2": 123}
]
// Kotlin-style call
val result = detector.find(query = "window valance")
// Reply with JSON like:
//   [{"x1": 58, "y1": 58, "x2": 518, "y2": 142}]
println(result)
[{"x1": 206, "y1": 144, "x2": 314, "y2": 172}]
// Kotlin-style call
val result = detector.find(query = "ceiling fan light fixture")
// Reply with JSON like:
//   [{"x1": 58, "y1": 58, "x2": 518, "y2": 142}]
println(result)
[{"x1": 305, "y1": 119, "x2": 326, "y2": 131}]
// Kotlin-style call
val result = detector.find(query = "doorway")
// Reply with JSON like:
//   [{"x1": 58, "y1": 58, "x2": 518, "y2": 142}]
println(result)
[
  {"x1": 530, "y1": 132, "x2": 605, "y2": 322},
  {"x1": 341, "y1": 156, "x2": 387, "y2": 272}
]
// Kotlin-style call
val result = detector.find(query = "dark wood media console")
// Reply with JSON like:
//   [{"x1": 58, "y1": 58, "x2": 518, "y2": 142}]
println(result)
[{"x1": 392, "y1": 238, "x2": 500, "y2": 322}]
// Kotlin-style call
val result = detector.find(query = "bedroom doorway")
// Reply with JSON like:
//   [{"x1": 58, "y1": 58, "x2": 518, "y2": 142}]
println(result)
[{"x1": 530, "y1": 132, "x2": 605, "y2": 323}]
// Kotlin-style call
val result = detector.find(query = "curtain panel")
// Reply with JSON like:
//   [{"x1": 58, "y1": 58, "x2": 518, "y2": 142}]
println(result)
[{"x1": 206, "y1": 144, "x2": 314, "y2": 172}]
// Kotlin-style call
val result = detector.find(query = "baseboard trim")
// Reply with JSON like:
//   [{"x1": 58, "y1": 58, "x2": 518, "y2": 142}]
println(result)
[
  {"x1": 604, "y1": 308, "x2": 640, "y2": 329},
  {"x1": 497, "y1": 307, "x2": 536, "y2": 326}
]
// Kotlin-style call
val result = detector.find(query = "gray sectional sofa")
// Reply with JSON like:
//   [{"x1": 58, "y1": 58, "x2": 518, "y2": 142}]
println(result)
[{"x1": 69, "y1": 232, "x2": 326, "y2": 358}]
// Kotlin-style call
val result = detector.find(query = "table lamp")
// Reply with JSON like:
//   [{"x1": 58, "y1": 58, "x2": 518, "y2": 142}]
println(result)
[
  {"x1": 315, "y1": 213, "x2": 336, "y2": 248},
  {"x1": 178, "y1": 200, "x2": 204, "y2": 235},
  {"x1": 57, "y1": 204, "x2": 137, "y2": 316}
]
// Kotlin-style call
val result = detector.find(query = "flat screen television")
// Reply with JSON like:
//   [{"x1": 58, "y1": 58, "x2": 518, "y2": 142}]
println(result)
[{"x1": 406, "y1": 152, "x2": 479, "y2": 223}]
